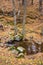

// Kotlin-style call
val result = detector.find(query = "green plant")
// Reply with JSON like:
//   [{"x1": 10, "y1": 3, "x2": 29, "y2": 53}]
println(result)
[{"x1": 9, "y1": 46, "x2": 15, "y2": 50}]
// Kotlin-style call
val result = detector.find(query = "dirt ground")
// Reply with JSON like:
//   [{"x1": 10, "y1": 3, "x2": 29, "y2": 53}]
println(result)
[
  {"x1": 0, "y1": 47, "x2": 43, "y2": 65},
  {"x1": 0, "y1": 0, "x2": 43, "y2": 65}
]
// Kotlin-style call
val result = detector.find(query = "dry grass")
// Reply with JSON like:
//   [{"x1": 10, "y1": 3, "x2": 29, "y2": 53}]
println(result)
[
  {"x1": 0, "y1": 47, "x2": 43, "y2": 65},
  {"x1": 0, "y1": 1, "x2": 43, "y2": 65}
]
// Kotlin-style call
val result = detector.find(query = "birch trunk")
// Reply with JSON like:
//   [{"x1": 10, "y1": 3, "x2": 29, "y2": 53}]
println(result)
[
  {"x1": 22, "y1": 0, "x2": 26, "y2": 39},
  {"x1": 11, "y1": 0, "x2": 17, "y2": 35},
  {"x1": 18, "y1": 0, "x2": 20, "y2": 17}
]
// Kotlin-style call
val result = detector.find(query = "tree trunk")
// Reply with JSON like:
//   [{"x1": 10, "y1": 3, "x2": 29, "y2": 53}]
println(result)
[
  {"x1": 39, "y1": 0, "x2": 42, "y2": 11},
  {"x1": 22, "y1": 0, "x2": 25, "y2": 5},
  {"x1": 18, "y1": 0, "x2": 21, "y2": 17},
  {"x1": 22, "y1": 0, "x2": 26, "y2": 39},
  {"x1": 11, "y1": 0, "x2": 17, "y2": 35},
  {"x1": 31, "y1": 0, "x2": 33, "y2": 5}
]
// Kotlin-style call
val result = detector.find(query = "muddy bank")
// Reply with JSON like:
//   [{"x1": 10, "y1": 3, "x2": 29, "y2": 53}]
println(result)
[{"x1": 1, "y1": 39, "x2": 42, "y2": 55}]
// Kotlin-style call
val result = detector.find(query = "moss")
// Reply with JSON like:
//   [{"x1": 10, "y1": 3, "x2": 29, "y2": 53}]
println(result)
[{"x1": 9, "y1": 46, "x2": 15, "y2": 50}]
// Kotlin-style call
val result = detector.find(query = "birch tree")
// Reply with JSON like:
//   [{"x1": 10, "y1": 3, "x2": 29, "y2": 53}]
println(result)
[
  {"x1": 22, "y1": 0, "x2": 26, "y2": 39},
  {"x1": 39, "y1": 0, "x2": 42, "y2": 11},
  {"x1": 18, "y1": 0, "x2": 21, "y2": 16},
  {"x1": 11, "y1": 0, "x2": 17, "y2": 35}
]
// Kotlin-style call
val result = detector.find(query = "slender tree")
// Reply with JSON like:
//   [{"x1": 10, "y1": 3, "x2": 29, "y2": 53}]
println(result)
[
  {"x1": 31, "y1": 0, "x2": 33, "y2": 5},
  {"x1": 22, "y1": 0, "x2": 24, "y2": 5},
  {"x1": 18, "y1": 0, "x2": 21, "y2": 16},
  {"x1": 11, "y1": 0, "x2": 17, "y2": 35},
  {"x1": 22, "y1": 0, "x2": 26, "y2": 39},
  {"x1": 39, "y1": 0, "x2": 42, "y2": 11}
]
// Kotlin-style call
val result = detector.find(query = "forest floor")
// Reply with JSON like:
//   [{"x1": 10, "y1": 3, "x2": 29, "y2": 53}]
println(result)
[
  {"x1": 0, "y1": 0, "x2": 43, "y2": 43},
  {"x1": 0, "y1": 11, "x2": 43, "y2": 65},
  {"x1": 0, "y1": 9, "x2": 43, "y2": 43},
  {"x1": 0, "y1": 1, "x2": 43, "y2": 65},
  {"x1": 0, "y1": 47, "x2": 43, "y2": 65}
]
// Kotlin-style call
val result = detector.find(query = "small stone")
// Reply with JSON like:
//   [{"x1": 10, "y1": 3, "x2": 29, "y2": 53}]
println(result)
[
  {"x1": 17, "y1": 46, "x2": 25, "y2": 53},
  {"x1": 28, "y1": 46, "x2": 31, "y2": 54},
  {"x1": 14, "y1": 34, "x2": 23, "y2": 41},
  {"x1": 0, "y1": 43, "x2": 4, "y2": 47},
  {"x1": 31, "y1": 44, "x2": 37, "y2": 53},
  {"x1": 16, "y1": 53, "x2": 24, "y2": 58},
  {"x1": 5, "y1": 44, "x2": 13, "y2": 47},
  {"x1": 12, "y1": 49, "x2": 19, "y2": 55},
  {"x1": 37, "y1": 41, "x2": 42, "y2": 45}
]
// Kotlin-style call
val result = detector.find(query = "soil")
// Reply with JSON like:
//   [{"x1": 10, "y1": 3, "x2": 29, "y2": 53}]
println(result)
[{"x1": 0, "y1": 0, "x2": 43, "y2": 65}]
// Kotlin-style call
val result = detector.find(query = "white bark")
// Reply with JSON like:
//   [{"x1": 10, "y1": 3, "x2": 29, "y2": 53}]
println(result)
[
  {"x1": 11, "y1": 0, "x2": 17, "y2": 35},
  {"x1": 18, "y1": 0, "x2": 21, "y2": 16},
  {"x1": 22, "y1": 0, "x2": 26, "y2": 39}
]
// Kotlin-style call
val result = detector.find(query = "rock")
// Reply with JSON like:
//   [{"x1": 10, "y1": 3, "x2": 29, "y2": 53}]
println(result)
[
  {"x1": 37, "y1": 41, "x2": 42, "y2": 45},
  {"x1": 12, "y1": 49, "x2": 19, "y2": 55},
  {"x1": 5, "y1": 44, "x2": 14, "y2": 47},
  {"x1": 29, "y1": 36, "x2": 33, "y2": 41},
  {"x1": 38, "y1": 47, "x2": 41, "y2": 52},
  {"x1": 7, "y1": 41, "x2": 12, "y2": 44},
  {"x1": 28, "y1": 46, "x2": 31, "y2": 54},
  {"x1": 16, "y1": 53, "x2": 24, "y2": 58},
  {"x1": 14, "y1": 34, "x2": 23, "y2": 41},
  {"x1": 17, "y1": 46, "x2": 25, "y2": 53},
  {"x1": 31, "y1": 44, "x2": 37, "y2": 53},
  {"x1": 38, "y1": 41, "x2": 42, "y2": 45},
  {"x1": 0, "y1": 43, "x2": 4, "y2": 47}
]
